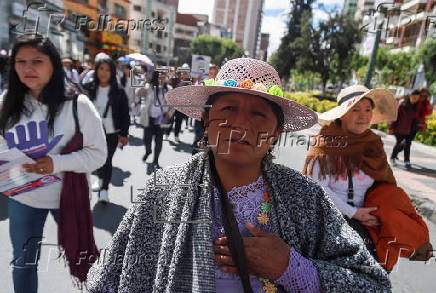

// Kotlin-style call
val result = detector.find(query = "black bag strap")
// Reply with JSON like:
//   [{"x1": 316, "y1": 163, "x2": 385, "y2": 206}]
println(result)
[
  {"x1": 72, "y1": 98, "x2": 80, "y2": 134},
  {"x1": 103, "y1": 96, "x2": 111, "y2": 118},
  {"x1": 347, "y1": 169, "x2": 354, "y2": 207}
]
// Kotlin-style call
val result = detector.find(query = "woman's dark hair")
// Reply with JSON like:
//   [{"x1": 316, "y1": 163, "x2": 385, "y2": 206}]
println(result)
[
  {"x1": 150, "y1": 70, "x2": 159, "y2": 87},
  {"x1": 0, "y1": 34, "x2": 66, "y2": 136},
  {"x1": 403, "y1": 94, "x2": 419, "y2": 111},
  {"x1": 87, "y1": 56, "x2": 120, "y2": 102},
  {"x1": 120, "y1": 64, "x2": 132, "y2": 88},
  {"x1": 204, "y1": 92, "x2": 285, "y2": 131}
]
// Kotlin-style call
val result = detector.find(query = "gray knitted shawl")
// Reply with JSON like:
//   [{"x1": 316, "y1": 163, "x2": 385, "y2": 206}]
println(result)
[{"x1": 87, "y1": 153, "x2": 391, "y2": 292}]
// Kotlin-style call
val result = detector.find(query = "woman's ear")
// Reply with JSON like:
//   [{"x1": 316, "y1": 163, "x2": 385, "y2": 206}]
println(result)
[{"x1": 268, "y1": 126, "x2": 284, "y2": 149}]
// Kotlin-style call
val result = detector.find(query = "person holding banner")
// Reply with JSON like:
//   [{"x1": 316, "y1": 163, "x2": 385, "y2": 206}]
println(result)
[{"x1": 0, "y1": 34, "x2": 107, "y2": 293}]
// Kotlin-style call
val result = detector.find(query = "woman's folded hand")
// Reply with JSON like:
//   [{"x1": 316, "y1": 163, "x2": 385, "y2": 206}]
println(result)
[{"x1": 214, "y1": 222, "x2": 290, "y2": 280}]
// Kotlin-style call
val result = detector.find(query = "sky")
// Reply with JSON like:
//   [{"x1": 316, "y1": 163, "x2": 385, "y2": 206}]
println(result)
[{"x1": 178, "y1": 0, "x2": 345, "y2": 59}]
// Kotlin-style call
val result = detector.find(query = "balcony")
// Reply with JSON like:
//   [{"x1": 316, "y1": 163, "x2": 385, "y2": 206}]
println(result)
[
  {"x1": 401, "y1": 0, "x2": 428, "y2": 12},
  {"x1": 386, "y1": 36, "x2": 399, "y2": 44}
]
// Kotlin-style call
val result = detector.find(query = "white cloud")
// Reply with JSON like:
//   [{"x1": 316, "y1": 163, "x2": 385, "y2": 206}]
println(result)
[
  {"x1": 264, "y1": 0, "x2": 292, "y2": 10},
  {"x1": 261, "y1": 14, "x2": 287, "y2": 58},
  {"x1": 178, "y1": 0, "x2": 214, "y2": 20}
]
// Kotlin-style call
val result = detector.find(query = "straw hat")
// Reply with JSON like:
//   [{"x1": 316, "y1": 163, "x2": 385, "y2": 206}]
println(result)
[
  {"x1": 165, "y1": 58, "x2": 317, "y2": 131},
  {"x1": 318, "y1": 85, "x2": 397, "y2": 126}
]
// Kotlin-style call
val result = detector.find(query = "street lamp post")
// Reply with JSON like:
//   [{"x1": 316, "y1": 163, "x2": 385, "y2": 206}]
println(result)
[{"x1": 364, "y1": 12, "x2": 385, "y2": 88}]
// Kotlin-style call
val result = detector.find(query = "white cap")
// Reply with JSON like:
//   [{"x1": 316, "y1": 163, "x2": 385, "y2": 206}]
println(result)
[{"x1": 95, "y1": 52, "x2": 110, "y2": 62}]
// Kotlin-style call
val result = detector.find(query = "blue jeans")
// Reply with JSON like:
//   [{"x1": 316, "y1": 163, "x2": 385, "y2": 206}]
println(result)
[{"x1": 8, "y1": 198, "x2": 59, "y2": 293}]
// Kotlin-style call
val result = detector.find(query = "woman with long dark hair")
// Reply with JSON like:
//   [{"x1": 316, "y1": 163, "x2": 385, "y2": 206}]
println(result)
[
  {"x1": 0, "y1": 34, "x2": 107, "y2": 293},
  {"x1": 83, "y1": 56, "x2": 130, "y2": 203},
  {"x1": 88, "y1": 59, "x2": 390, "y2": 292},
  {"x1": 388, "y1": 92, "x2": 420, "y2": 168}
]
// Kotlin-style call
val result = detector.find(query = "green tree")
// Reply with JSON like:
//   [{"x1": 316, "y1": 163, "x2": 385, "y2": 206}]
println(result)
[
  {"x1": 190, "y1": 36, "x2": 243, "y2": 66},
  {"x1": 418, "y1": 38, "x2": 436, "y2": 86},
  {"x1": 327, "y1": 13, "x2": 362, "y2": 86},
  {"x1": 271, "y1": 0, "x2": 313, "y2": 82}
]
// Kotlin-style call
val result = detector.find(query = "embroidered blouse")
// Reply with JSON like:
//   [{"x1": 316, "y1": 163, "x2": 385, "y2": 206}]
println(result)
[{"x1": 211, "y1": 175, "x2": 322, "y2": 292}]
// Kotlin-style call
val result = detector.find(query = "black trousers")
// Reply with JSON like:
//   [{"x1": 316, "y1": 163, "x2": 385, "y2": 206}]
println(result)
[
  {"x1": 143, "y1": 117, "x2": 163, "y2": 163},
  {"x1": 165, "y1": 111, "x2": 185, "y2": 137},
  {"x1": 391, "y1": 133, "x2": 413, "y2": 162},
  {"x1": 96, "y1": 133, "x2": 118, "y2": 190}
]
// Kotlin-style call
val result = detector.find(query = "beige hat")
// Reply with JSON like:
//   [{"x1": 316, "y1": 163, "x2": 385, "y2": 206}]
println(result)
[
  {"x1": 318, "y1": 85, "x2": 397, "y2": 126},
  {"x1": 165, "y1": 58, "x2": 317, "y2": 132}
]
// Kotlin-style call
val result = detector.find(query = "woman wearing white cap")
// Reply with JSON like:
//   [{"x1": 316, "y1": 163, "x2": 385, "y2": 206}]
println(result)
[
  {"x1": 303, "y1": 85, "x2": 398, "y2": 261},
  {"x1": 87, "y1": 60, "x2": 391, "y2": 292}
]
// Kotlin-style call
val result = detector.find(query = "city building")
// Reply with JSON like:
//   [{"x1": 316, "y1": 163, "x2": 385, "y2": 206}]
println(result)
[
  {"x1": 213, "y1": 0, "x2": 265, "y2": 58},
  {"x1": 64, "y1": 0, "x2": 132, "y2": 60},
  {"x1": 343, "y1": 0, "x2": 359, "y2": 15},
  {"x1": 259, "y1": 33, "x2": 269, "y2": 62},
  {"x1": 384, "y1": 0, "x2": 436, "y2": 52},
  {"x1": 1, "y1": 0, "x2": 87, "y2": 61},
  {"x1": 142, "y1": 0, "x2": 176, "y2": 65},
  {"x1": 355, "y1": 0, "x2": 376, "y2": 20},
  {"x1": 129, "y1": 0, "x2": 148, "y2": 53},
  {"x1": 157, "y1": 0, "x2": 179, "y2": 10},
  {"x1": 174, "y1": 13, "x2": 202, "y2": 65}
]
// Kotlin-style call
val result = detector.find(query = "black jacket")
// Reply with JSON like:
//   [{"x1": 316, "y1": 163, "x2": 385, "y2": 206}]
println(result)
[{"x1": 83, "y1": 82, "x2": 130, "y2": 137}]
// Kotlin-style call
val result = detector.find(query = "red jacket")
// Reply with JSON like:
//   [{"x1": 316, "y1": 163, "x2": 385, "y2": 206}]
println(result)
[
  {"x1": 365, "y1": 184, "x2": 430, "y2": 271},
  {"x1": 415, "y1": 98, "x2": 434, "y2": 131}
]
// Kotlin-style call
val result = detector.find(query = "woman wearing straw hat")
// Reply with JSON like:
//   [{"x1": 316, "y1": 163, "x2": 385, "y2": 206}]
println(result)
[
  {"x1": 303, "y1": 85, "x2": 398, "y2": 261},
  {"x1": 87, "y1": 60, "x2": 391, "y2": 292}
]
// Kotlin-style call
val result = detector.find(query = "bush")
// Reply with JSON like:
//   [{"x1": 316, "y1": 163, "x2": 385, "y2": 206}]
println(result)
[{"x1": 285, "y1": 92, "x2": 337, "y2": 113}]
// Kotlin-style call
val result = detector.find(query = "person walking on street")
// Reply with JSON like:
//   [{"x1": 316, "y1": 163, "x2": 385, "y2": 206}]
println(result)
[
  {"x1": 164, "y1": 71, "x2": 189, "y2": 142},
  {"x1": 83, "y1": 55, "x2": 130, "y2": 203},
  {"x1": 0, "y1": 34, "x2": 107, "y2": 293},
  {"x1": 62, "y1": 57, "x2": 80, "y2": 84},
  {"x1": 389, "y1": 92, "x2": 420, "y2": 169},
  {"x1": 192, "y1": 65, "x2": 219, "y2": 154},
  {"x1": 412, "y1": 87, "x2": 434, "y2": 137},
  {"x1": 137, "y1": 71, "x2": 173, "y2": 168},
  {"x1": 120, "y1": 63, "x2": 139, "y2": 124}
]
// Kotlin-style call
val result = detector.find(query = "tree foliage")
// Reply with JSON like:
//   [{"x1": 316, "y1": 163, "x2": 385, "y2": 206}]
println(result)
[
  {"x1": 270, "y1": 0, "x2": 314, "y2": 82},
  {"x1": 290, "y1": 11, "x2": 361, "y2": 89},
  {"x1": 374, "y1": 47, "x2": 419, "y2": 86},
  {"x1": 418, "y1": 37, "x2": 436, "y2": 86},
  {"x1": 190, "y1": 36, "x2": 244, "y2": 66}
]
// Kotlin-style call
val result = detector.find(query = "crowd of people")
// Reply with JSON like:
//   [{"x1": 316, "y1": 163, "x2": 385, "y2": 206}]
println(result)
[{"x1": 0, "y1": 33, "x2": 434, "y2": 293}]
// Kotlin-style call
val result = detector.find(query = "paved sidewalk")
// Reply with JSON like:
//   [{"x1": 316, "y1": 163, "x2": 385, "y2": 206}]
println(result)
[{"x1": 373, "y1": 129, "x2": 436, "y2": 223}]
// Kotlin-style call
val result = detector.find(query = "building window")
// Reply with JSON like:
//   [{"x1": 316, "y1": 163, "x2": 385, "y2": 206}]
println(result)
[
  {"x1": 133, "y1": 5, "x2": 141, "y2": 12},
  {"x1": 149, "y1": 43, "x2": 153, "y2": 49},
  {"x1": 157, "y1": 30, "x2": 163, "y2": 38},
  {"x1": 164, "y1": 32, "x2": 168, "y2": 37},
  {"x1": 156, "y1": 44, "x2": 161, "y2": 53},
  {"x1": 114, "y1": 4, "x2": 126, "y2": 18},
  {"x1": 136, "y1": 40, "x2": 141, "y2": 46},
  {"x1": 163, "y1": 46, "x2": 167, "y2": 52}
]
